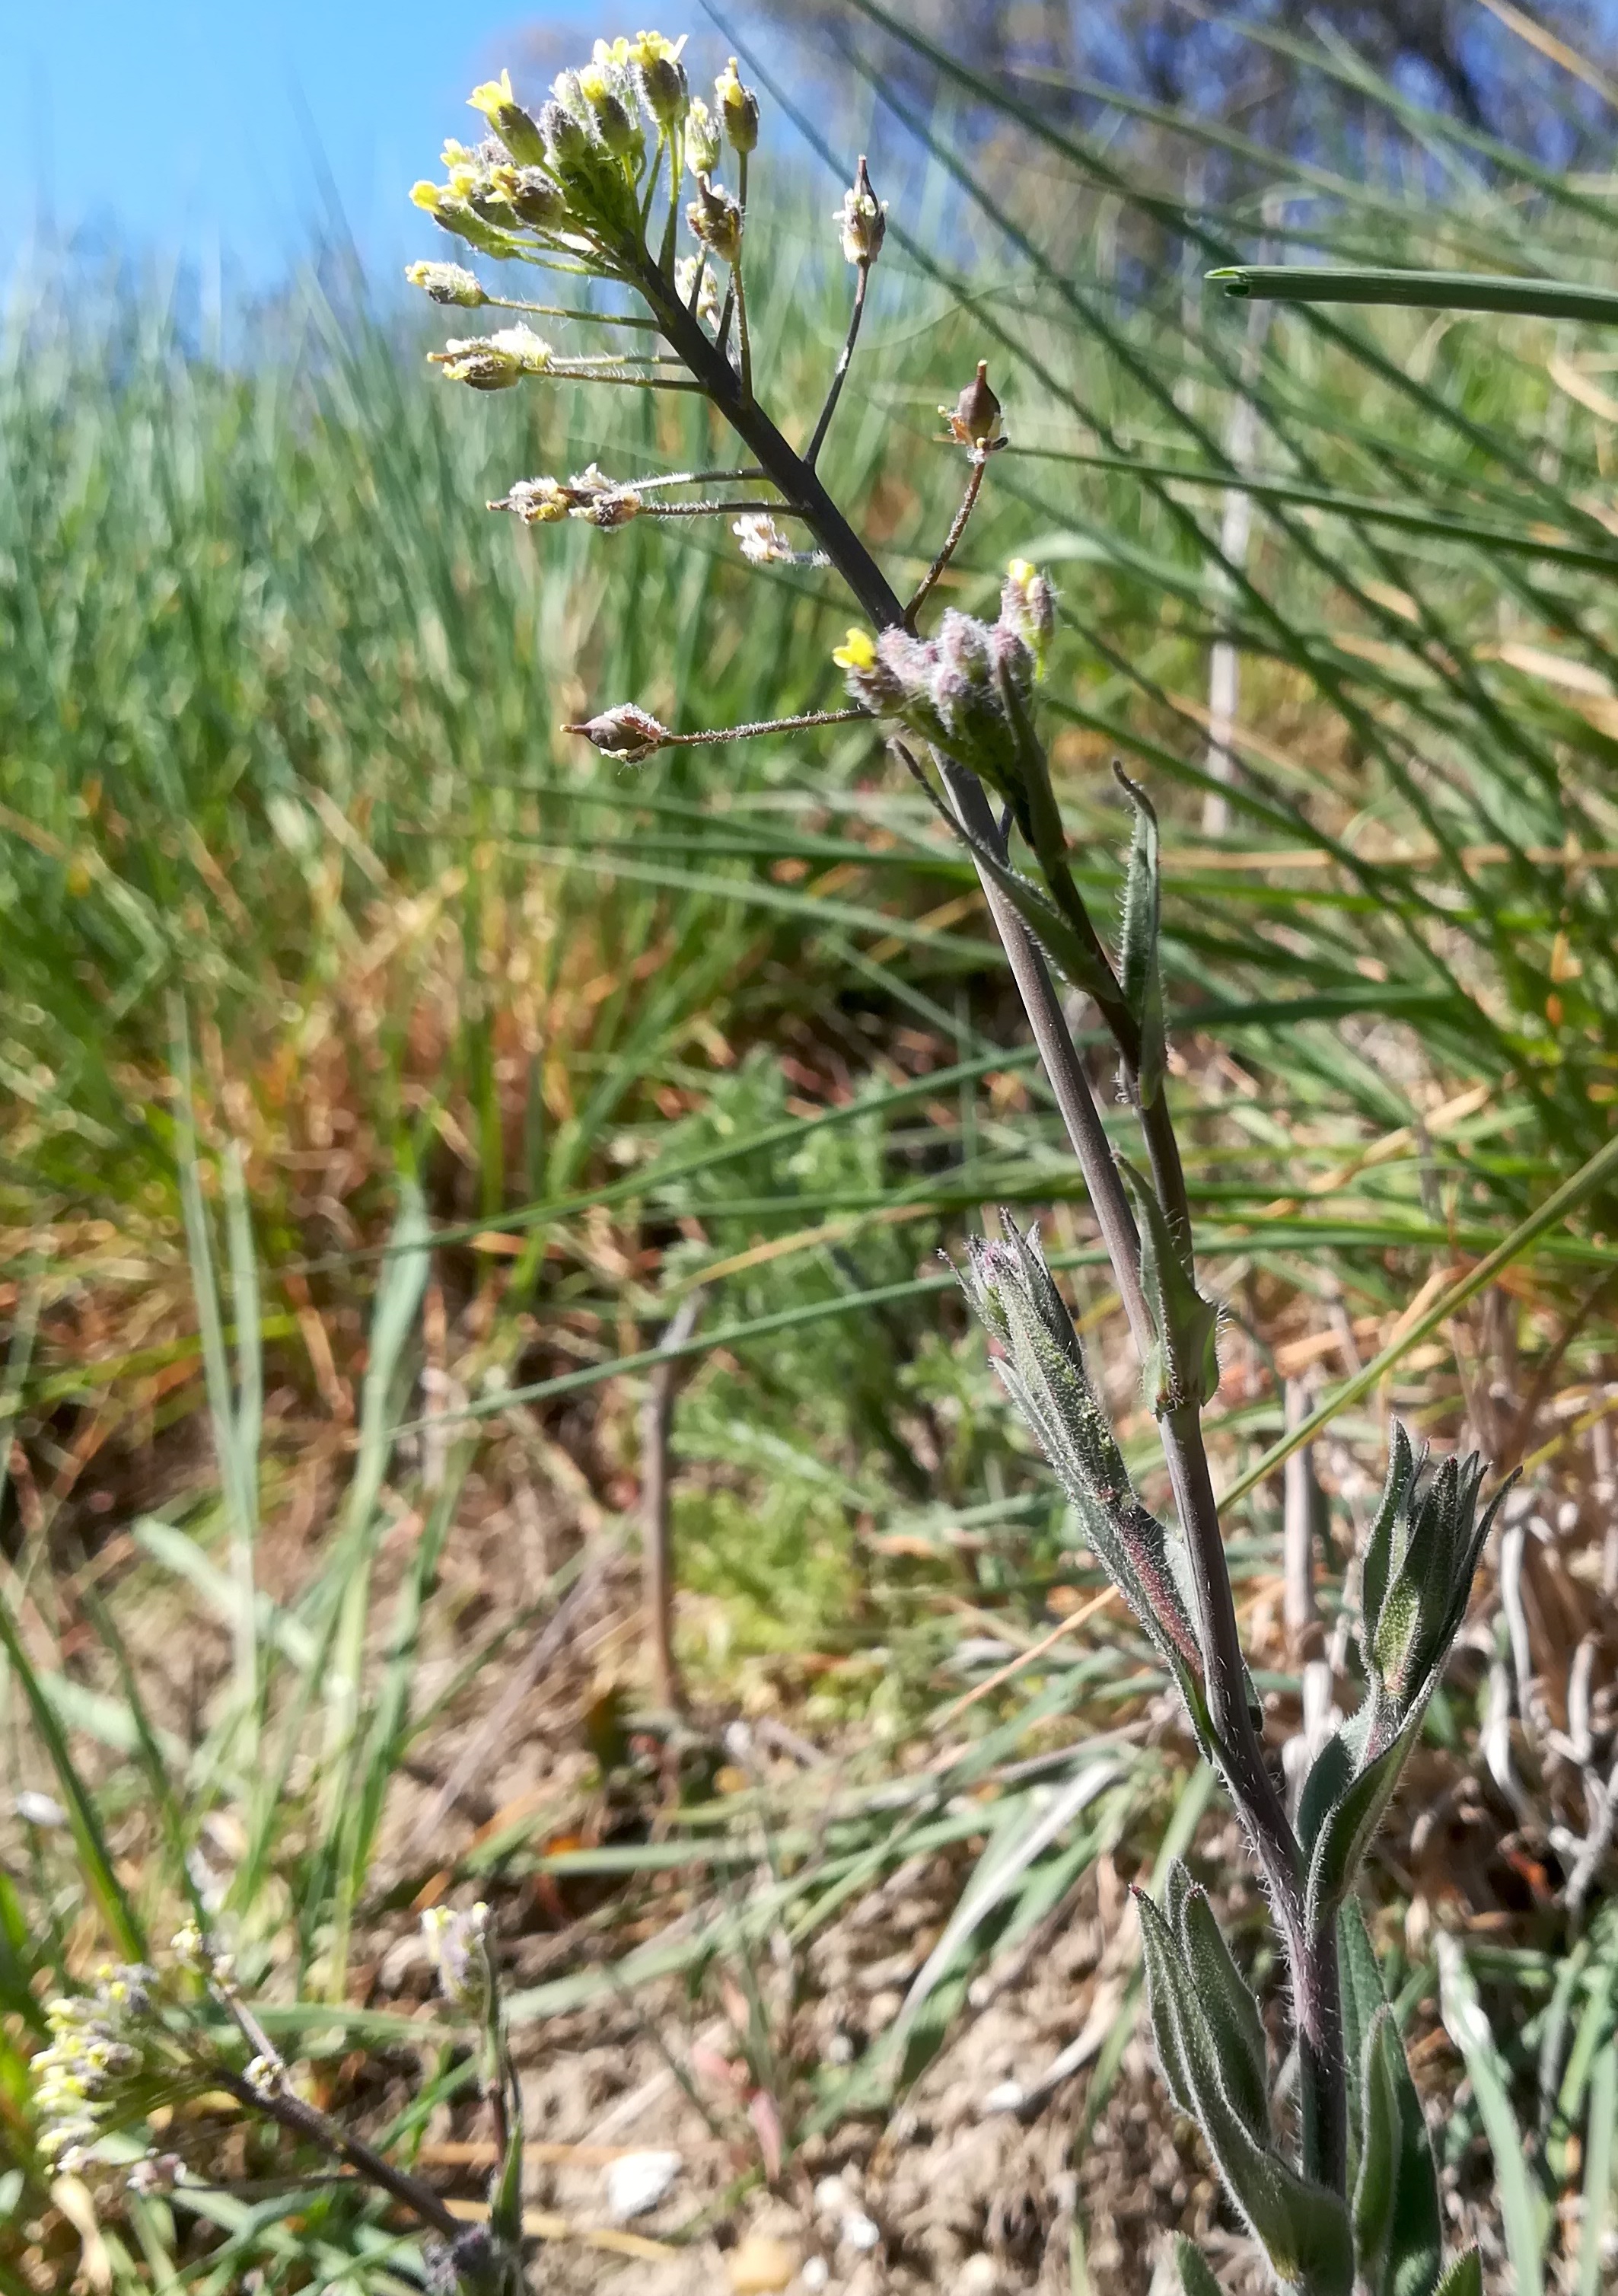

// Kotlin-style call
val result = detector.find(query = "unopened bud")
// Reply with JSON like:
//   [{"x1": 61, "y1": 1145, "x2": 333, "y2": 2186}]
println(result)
[
  {"x1": 467, "y1": 69, "x2": 548, "y2": 168},
  {"x1": 941, "y1": 361, "x2": 1003, "y2": 454},
  {"x1": 498, "y1": 167, "x2": 568, "y2": 232},
  {"x1": 685, "y1": 98, "x2": 721, "y2": 177},
  {"x1": 572, "y1": 489, "x2": 643, "y2": 528},
  {"x1": 565, "y1": 705, "x2": 673, "y2": 764},
  {"x1": 1000, "y1": 558, "x2": 1055, "y2": 676},
  {"x1": 428, "y1": 324, "x2": 553, "y2": 390},
  {"x1": 541, "y1": 97, "x2": 595, "y2": 171},
  {"x1": 577, "y1": 64, "x2": 643, "y2": 161},
  {"x1": 129, "y1": 2152, "x2": 186, "y2": 2196},
  {"x1": 490, "y1": 477, "x2": 572, "y2": 524},
  {"x1": 833, "y1": 627, "x2": 911, "y2": 717},
  {"x1": 733, "y1": 512, "x2": 794, "y2": 564},
  {"x1": 835, "y1": 158, "x2": 886, "y2": 267},
  {"x1": 715, "y1": 59, "x2": 760, "y2": 154},
  {"x1": 406, "y1": 260, "x2": 487, "y2": 308},
  {"x1": 635, "y1": 33, "x2": 690, "y2": 131},
  {"x1": 421, "y1": 1902, "x2": 494, "y2": 2019},
  {"x1": 409, "y1": 183, "x2": 522, "y2": 260},
  {"x1": 686, "y1": 174, "x2": 742, "y2": 265}
]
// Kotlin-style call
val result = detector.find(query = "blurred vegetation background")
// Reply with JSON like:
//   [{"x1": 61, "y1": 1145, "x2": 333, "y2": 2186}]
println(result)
[{"x1": 6, "y1": 3, "x2": 1618, "y2": 2288}]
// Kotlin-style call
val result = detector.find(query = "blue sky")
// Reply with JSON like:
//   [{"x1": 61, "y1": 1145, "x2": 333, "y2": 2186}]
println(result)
[{"x1": 0, "y1": 3, "x2": 702, "y2": 283}]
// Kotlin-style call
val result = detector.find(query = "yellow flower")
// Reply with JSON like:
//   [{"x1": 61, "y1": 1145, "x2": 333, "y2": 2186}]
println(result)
[
  {"x1": 832, "y1": 628, "x2": 877, "y2": 672},
  {"x1": 578, "y1": 63, "x2": 611, "y2": 104},
  {"x1": 630, "y1": 29, "x2": 685, "y2": 65},
  {"x1": 467, "y1": 69, "x2": 516, "y2": 126},
  {"x1": 410, "y1": 180, "x2": 445, "y2": 215},
  {"x1": 1006, "y1": 557, "x2": 1035, "y2": 591},
  {"x1": 594, "y1": 36, "x2": 634, "y2": 67}
]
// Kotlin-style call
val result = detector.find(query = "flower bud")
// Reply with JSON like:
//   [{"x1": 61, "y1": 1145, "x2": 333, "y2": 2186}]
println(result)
[
  {"x1": 128, "y1": 2153, "x2": 187, "y2": 2196},
  {"x1": 577, "y1": 63, "x2": 644, "y2": 162},
  {"x1": 940, "y1": 360, "x2": 1003, "y2": 453},
  {"x1": 715, "y1": 59, "x2": 760, "y2": 154},
  {"x1": 410, "y1": 183, "x2": 523, "y2": 260},
  {"x1": 686, "y1": 174, "x2": 742, "y2": 265},
  {"x1": 733, "y1": 512, "x2": 794, "y2": 564},
  {"x1": 686, "y1": 97, "x2": 721, "y2": 177},
  {"x1": 999, "y1": 557, "x2": 1055, "y2": 677},
  {"x1": 489, "y1": 476, "x2": 572, "y2": 524},
  {"x1": 632, "y1": 33, "x2": 690, "y2": 128},
  {"x1": 428, "y1": 324, "x2": 553, "y2": 390},
  {"x1": 422, "y1": 1902, "x2": 493, "y2": 2019},
  {"x1": 832, "y1": 627, "x2": 909, "y2": 717},
  {"x1": 496, "y1": 166, "x2": 568, "y2": 232},
  {"x1": 467, "y1": 69, "x2": 548, "y2": 167},
  {"x1": 406, "y1": 260, "x2": 487, "y2": 308},
  {"x1": 572, "y1": 489, "x2": 643, "y2": 528},
  {"x1": 541, "y1": 97, "x2": 595, "y2": 171},
  {"x1": 565, "y1": 705, "x2": 673, "y2": 763},
  {"x1": 835, "y1": 157, "x2": 886, "y2": 266}
]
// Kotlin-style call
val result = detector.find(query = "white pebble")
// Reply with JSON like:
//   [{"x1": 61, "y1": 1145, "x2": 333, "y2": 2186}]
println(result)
[
  {"x1": 800, "y1": 2262, "x2": 830, "y2": 2292},
  {"x1": 981, "y1": 2080, "x2": 1025, "y2": 2114},
  {"x1": 813, "y1": 2176, "x2": 848, "y2": 2217},
  {"x1": 14, "y1": 1791, "x2": 66, "y2": 1829},
  {"x1": 605, "y1": 2149, "x2": 681, "y2": 2221},
  {"x1": 840, "y1": 2214, "x2": 880, "y2": 2252}
]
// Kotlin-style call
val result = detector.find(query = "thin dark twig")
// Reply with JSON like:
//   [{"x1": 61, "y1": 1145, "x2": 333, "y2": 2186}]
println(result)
[
  {"x1": 906, "y1": 458, "x2": 987, "y2": 621},
  {"x1": 642, "y1": 1294, "x2": 702, "y2": 1713},
  {"x1": 206, "y1": 1982, "x2": 463, "y2": 2241},
  {"x1": 804, "y1": 260, "x2": 870, "y2": 470}
]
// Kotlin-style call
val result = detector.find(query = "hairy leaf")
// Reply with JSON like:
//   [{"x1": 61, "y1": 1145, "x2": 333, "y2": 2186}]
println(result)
[
  {"x1": 1353, "y1": 2008, "x2": 1442, "y2": 2296},
  {"x1": 1116, "y1": 765, "x2": 1166, "y2": 1107}
]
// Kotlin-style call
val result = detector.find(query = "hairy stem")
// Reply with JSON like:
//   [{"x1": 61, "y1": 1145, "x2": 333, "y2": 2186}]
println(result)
[
  {"x1": 907, "y1": 457, "x2": 986, "y2": 620},
  {"x1": 805, "y1": 259, "x2": 870, "y2": 470}
]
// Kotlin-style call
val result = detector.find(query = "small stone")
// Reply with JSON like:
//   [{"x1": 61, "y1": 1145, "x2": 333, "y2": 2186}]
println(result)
[
  {"x1": 980, "y1": 2081, "x2": 1024, "y2": 2115},
  {"x1": 959, "y1": 2259, "x2": 999, "y2": 2296},
  {"x1": 728, "y1": 2235, "x2": 801, "y2": 2294},
  {"x1": 799, "y1": 2263, "x2": 830, "y2": 2293},
  {"x1": 813, "y1": 2177, "x2": 848, "y2": 2218},
  {"x1": 840, "y1": 2215, "x2": 881, "y2": 2253},
  {"x1": 14, "y1": 1791, "x2": 66, "y2": 1829},
  {"x1": 604, "y1": 2149, "x2": 681, "y2": 2221}
]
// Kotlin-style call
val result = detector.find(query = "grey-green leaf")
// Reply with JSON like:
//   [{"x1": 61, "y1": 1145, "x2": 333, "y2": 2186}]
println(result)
[
  {"x1": 1178, "y1": 1885, "x2": 1269, "y2": 2139},
  {"x1": 1428, "y1": 2250, "x2": 1483, "y2": 2296},
  {"x1": 1172, "y1": 2237, "x2": 1225, "y2": 2296},
  {"x1": 1360, "y1": 1423, "x2": 1416, "y2": 1653},
  {"x1": 1140, "y1": 1893, "x2": 1352, "y2": 2294},
  {"x1": 1353, "y1": 2008, "x2": 1442, "y2": 2296},
  {"x1": 1118, "y1": 1158, "x2": 1218, "y2": 1411},
  {"x1": 1305, "y1": 1704, "x2": 1423, "y2": 1931},
  {"x1": 1297, "y1": 1729, "x2": 1352, "y2": 1858},
  {"x1": 1338, "y1": 1900, "x2": 1390, "y2": 2183}
]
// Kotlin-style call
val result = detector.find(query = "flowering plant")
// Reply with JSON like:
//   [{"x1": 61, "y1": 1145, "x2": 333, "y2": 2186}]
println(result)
[{"x1": 404, "y1": 38, "x2": 1506, "y2": 2294}]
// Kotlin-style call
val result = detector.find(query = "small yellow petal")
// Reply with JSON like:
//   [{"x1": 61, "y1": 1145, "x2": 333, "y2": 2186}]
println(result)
[{"x1": 831, "y1": 627, "x2": 876, "y2": 671}]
